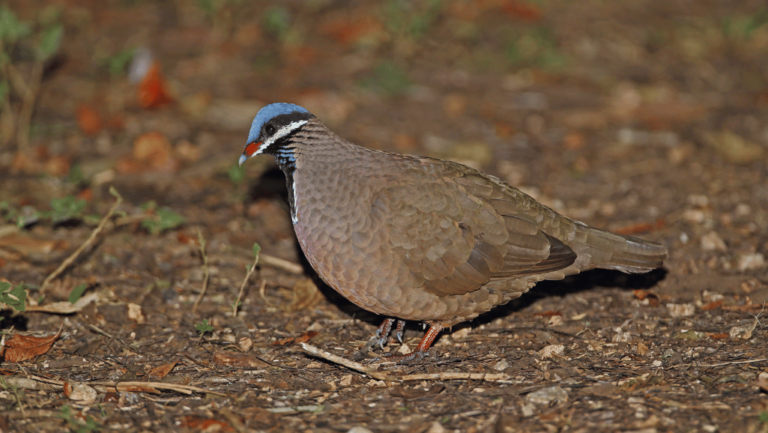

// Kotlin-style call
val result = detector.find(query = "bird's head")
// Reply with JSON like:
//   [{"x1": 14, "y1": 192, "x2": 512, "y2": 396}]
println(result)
[{"x1": 239, "y1": 103, "x2": 314, "y2": 166}]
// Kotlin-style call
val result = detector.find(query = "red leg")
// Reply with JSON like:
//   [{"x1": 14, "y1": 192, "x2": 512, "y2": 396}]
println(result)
[{"x1": 381, "y1": 323, "x2": 443, "y2": 362}]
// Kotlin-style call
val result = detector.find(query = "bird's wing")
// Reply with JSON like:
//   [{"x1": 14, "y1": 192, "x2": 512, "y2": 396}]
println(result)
[
  {"x1": 453, "y1": 169, "x2": 665, "y2": 276},
  {"x1": 374, "y1": 160, "x2": 576, "y2": 297}
]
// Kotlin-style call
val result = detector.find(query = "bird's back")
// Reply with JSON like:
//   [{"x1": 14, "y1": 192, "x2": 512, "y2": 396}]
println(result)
[{"x1": 288, "y1": 121, "x2": 666, "y2": 326}]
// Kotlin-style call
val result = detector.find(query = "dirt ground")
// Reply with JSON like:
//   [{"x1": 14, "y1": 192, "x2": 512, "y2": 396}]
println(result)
[{"x1": 1, "y1": 0, "x2": 767, "y2": 432}]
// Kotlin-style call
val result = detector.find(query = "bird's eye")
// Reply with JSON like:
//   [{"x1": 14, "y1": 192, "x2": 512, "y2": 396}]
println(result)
[{"x1": 265, "y1": 124, "x2": 277, "y2": 136}]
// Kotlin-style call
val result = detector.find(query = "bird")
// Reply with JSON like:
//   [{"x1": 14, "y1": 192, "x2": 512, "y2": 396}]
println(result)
[{"x1": 239, "y1": 102, "x2": 667, "y2": 362}]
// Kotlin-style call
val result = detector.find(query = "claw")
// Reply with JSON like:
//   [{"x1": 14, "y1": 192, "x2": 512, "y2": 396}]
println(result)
[
  {"x1": 370, "y1": 323, "x2": 442, "y2": 364},
  {"x1": 394, "y1": 320, "x2": 406, "y2": 344}
]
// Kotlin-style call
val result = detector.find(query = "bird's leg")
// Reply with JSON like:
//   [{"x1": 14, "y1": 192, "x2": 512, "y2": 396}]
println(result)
[
  {"x1": 380, "y1": 323, "x2": 443, "y2": 362},
  {"x1": 360, "y1": 317, "x2": 401, "y2": 357},
  {"x1": 374, "y1": 318, "x2": 396, "y2": 349},
  {"x1": 393, "y1": 319, "x2": 406, "y2": 344}
]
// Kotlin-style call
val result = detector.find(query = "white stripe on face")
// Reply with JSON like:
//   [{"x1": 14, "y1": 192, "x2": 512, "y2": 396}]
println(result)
[{"x1": 257, "y1": 120, "x2": 308, "y2": 155}]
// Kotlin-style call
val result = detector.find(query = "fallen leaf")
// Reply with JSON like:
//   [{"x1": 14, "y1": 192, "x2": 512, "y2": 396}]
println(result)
[
  {"x1": 64, "y1": 382, "x2": 98, "y2": 402},
  {"x1": 702, "y1": 130, "x2": 765, "y2": 164},
  {"x1": 730, "y1": 319, "x2": 758, "y2": 340},
  {"x1": 1, "y1": 328, "x2": 62, "y2": 362},
  {"x1": 667, "y1": 303, "x2": 696, "y2": 318},
  {"x1": 706, "y1": 332, "x2": 729, "y2": 339},
  {"x1": 138, "y1": 61, "x2": 173, "y2": 109},
  {"x1": 701, "y1": 299, "x2": 723, "y2": 311},
  {"x1": 294, "y1": 331, "x2": 319, "y2": 344},
  {"x1": 77, "y1": 104, "x2": 102, "y2": 135},
  {"x1": 271, "y1": 331, "x2": 319, "y2": 346},
  {"x1": 148, "y1": 360, "x2": 178, "y2": 379},
  {"x1": 182, "y1": 416, "x2": 234, "y2": 433},
  {"x1": 132, "y1": 132, "x2": 177, "y2": 172},
  {"x1": 757, "y1": 372, "x2": 768, "y2": 393},
  {"x1": 633, "y1": 289, "x2": 660, "y2": 307},
  {"x1": 532, "y1": 310, "x2": 562, "y2": 317}
]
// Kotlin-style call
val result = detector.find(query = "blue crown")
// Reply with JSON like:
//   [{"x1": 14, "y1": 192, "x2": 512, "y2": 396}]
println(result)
[{"x1": 247, "y1": 103, "x2": 309, "y2": 144}]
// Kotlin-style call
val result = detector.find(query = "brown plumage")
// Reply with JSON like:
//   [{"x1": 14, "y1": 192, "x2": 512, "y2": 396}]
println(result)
[{"x1": 240, "y1": 103, "x2": 667, "y2": 361}]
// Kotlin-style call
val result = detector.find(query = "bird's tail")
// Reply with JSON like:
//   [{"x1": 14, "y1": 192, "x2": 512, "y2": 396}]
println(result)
[{"x1": 574, "y1": 225, "x2": 667, "y2": 274}]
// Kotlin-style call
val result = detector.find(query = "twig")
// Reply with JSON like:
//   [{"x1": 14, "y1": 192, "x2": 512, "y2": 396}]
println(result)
[
  {"x1": 192, "y1": 228, "x2": 209, "y2": 313},
  {"x1": 399, "y1": 372, "x2": 513, "y2": 382},
  {"x1": 299, "y1": 343, "x2": 392, "y2": 381},
  {"x1": 40, "y1": 187, "x2": 123, "y2": 294},
  {"x1": 22, "y1": 374, "x2": 227, "y2": 396},
  {"x1": 260, "y1": 253, "x2": 303, "y2": 274},
  {"x1": 694, "y1": 358, "x2": 767, "y2": 368},
  {"x1": 233, "y1": 249, "x2": 260, "y2": 317}
]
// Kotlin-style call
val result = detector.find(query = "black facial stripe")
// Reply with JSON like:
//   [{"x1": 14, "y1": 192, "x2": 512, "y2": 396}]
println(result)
[
  {"x1": 262, "y1": 126, "x2": 305, "y2": 156},
  {"x1": 263, "y1": 112, "x2": 314, "y2": 134}
]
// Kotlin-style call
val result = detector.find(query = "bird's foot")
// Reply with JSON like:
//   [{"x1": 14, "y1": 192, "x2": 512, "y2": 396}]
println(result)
[
  {"x1": 357, "y1": 318, "x2": 406, "y2": 359},
  {"x1": 371, "y1": 323, "x2": 442, "y2": 364}
]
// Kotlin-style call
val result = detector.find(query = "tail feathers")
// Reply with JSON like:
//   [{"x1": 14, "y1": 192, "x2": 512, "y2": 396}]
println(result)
[
  {"x1": 603, "y1": 234, "x2": 667, "y2": 273},
  {"x1": 565, "y1": 224, "x2": 667, "y2": 274}
]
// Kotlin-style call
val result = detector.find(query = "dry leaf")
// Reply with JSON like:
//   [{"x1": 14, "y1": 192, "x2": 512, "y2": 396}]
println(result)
[
  {"x1": 294, "y1": 331, "x2": 319, "y2": 344},
  {"x1": 77, "y1": 104, "x2": 102, "y2": 135},
  {"x1": 706, "y1": 332, "x2": 729, "y2": 339},
  {"x1": 633, "y1": 289, "x2": 660, "y2": 307},
  {"x1": 1, "y1": 328, "x2": 62, "y2": 362},
  {"x1": 666, "y1": 303, "x2": 695, "y2": 318},
  {"x1": 138, "y1": 61, "x2": 173, "y2": 109},
  {"x1": 538, "y1": 344, "x2": 565, "y2": 359},
  {"x1": 757, "y1": 372, "x2": 768, "y2": 392},
  {"x1": 701, "y1": 300, "x2": 723, "y2": 311},
  {"x1": 532, "y1": 310, "x2": 562, "y2": 317},
  {"x1": 148, "y1": 360, "x2": 178, "y2": 379},
  {"x1": 64, "y1": 382, "x2": 97, "y2": 402},
  {"x1": 182, "y1": 416, "x2": 234, "y2": 433}
]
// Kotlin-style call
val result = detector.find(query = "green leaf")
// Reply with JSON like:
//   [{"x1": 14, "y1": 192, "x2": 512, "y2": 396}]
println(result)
[
  {"x1": 141, "y1": 207, "x2": 185, "y2": 235},
  {"x1": 0, "y1": 282, "x2": 27, "y2": 312},
  {"x1": 0, "y1": 6, "x2": 31, "y2": 43},
  {"x1": 228, "y1": 164, "x2": 245, "y2": 184},
  {"x1": 760, "y1": 411, "x2": 768, "y2": 423},
  {"x1": 140, "y1": 200, "x2": 157, "y2": 211},
  {"x1": 49, "y1": 196, "x2": 87, "y2": 222},
  {"x1": 37, "y1": 24, "x2": 63, "y2": 60},
  {"x1": 67, "y1": 163, "x2": 84, "y2": 185},
  {"x1": 195, "y1": 319, "x2": 214, "y2": 335},
  {"x1": 108, "y1": 48, "x2": 135, "y2": 76},
  {"x1": 263, "y1": 6, "x2": 291, "y2": 40},
  {"x1": 252, "y1": 243, "x2": 261, "y2": 260},
  {"x1": 68, "y1": 283, "x2": 87, "y2": 304}
]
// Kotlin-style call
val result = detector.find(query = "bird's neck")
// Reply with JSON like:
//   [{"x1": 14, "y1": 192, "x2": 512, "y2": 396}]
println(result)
[{"x1": 270, "y1": 146, "x2": 299, "y2": 223}]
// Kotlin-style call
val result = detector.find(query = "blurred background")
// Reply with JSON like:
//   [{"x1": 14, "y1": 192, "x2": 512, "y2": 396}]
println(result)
[
  {"x1": 1, "y1": 1, "x2": 768, "y2": 431},
  {"x1": 2, "y1": 0, "x2": 767, "y2": 269}
]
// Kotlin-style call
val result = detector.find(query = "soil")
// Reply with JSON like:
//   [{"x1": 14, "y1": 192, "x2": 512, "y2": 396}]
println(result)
[{"x1": 1, "y1": 1, "x2": 767, "y2": 432}]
